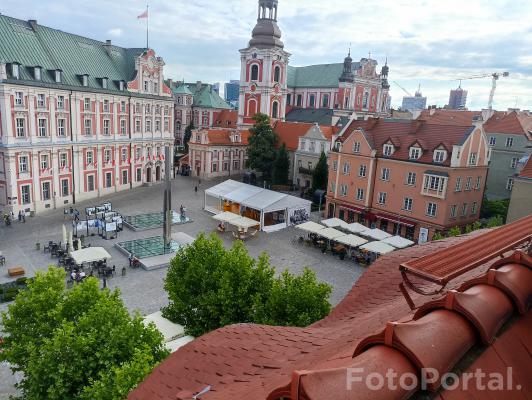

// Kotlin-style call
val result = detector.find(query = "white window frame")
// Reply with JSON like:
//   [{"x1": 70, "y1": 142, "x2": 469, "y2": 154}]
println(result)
[
  {"x1": 468, "y1": 152, "x2": 477, "y2": 166},
  {"x1": 15, "y1": 118, "x2": 25, "y2": 137},
  {"x1": 455, "y1": 177, "x2": 462, "y2": 192},
  {"x1": 353, "y1": 142, "x2": 360, "y2": 153},
  {"x1": 426, "y1": 202, "x2": 437, "y2": 217},
  {"x1": 15, "y1": 91, "x2": 23, "y2": 106},
  {"x1": 57, "y1": 118, "x2": 66, "y2": 136},
  {"x1": 505, "y1": 137, "x2": 513, "y2": 147},
  {"x1": 19, "y1": 155, "x2": 29, "y2": 173},
  {"x1": 59, "y1": 153, "x2": 68, "y2": 169},
  {"x1": 42, "y1": 181, "x2": 51, "y2": 201},
  {"x1": 383, "y1": 144, "x2": 394, "y2": 156},
  {"x1": 340, "y1": 184, "x2": 348, "y2": 197},
  {"x1": 403, "y1": 197, "x2": 413, "y2": 211},
  {"x1": 506, "y1": 177, "x2": 514, "y2": 191},
  {"x1": 406, "y1": 172, "x2": 416, "y2": 186},
  {"x1": 61, "y1": 178, "x2": 69, "y2": 197},
  {"x1": 105, "y1": 172, "x2": 112, "y2": 188},
  {"x1": 37, "y1": 118, "x2": 47, "y2": 137},
  {"x1": 84, "y1": 98, "x2": 91, "y2": 111},
  {"x1": 356, "y1": 188, "x2": 364, "y2": 200},
  {"x1": 409, "y1": 147, "x2": 421, "y2": 160},
  {"x1": 359, "y1": 164, "x2": 367, "y2": 177},
  {"x1": 450, "y1": 204, "x2": 457, "y2": 218},
  {"x1": 87, "y1": 175, "x2": 95, "y2": 192},
  {"x1": 378, "y1": 192, "x2": 387, "y2": 205},
  {"x1": 465, "y1": 176, "x2": 472, "y2": 191},
  {"x1": 40, "y1": 154, "x2": 49, "y2": 170},
  {"x1": 475, "y1": 176, "x2": 481, "y2": 190},
  {"x1": 489, "y1": 136, "x2": 496, "y2": 146},
  {"x1": 84, "y1": 118, "x2": 92, "y2": 135},
  {"x1": 37, "y1": 94, "x2": 45, "y2": 108},
  {"x1": 57, "y1": 95, "x2": 64, "y2": 109},
  {"x1": 510, "y1": 157, "x2": 518, "y2": 169},
  {"x1": 342, "y1": 162, "x2": 350, "y2": 175},
  {"x1": 86, "y1": 151, "x2": 93, "y2": 165},
  {"x1": 103, "y1": 119, "x2": 110, "y2": 135},
  {"x1": 381, "y1": 168, "x2": 390, "y2": 181},
  {"x1": 120, "y1": 118, "x2": 126, "y2": 135},
  {"x1": 121, "y1": 148, "x2": 127, "y2": 162},
  {"x1": 434, "y1": 150, "x2": 446, "y2": 163},
  {"x1": 103, "y1": 100, "x2": 110, "y2": 112},
  {"x1": 21, "y1": 184, "x2": 31, "y2": 204},
  {"x1": 104, "y1": 149, "x2": 112, "y2": 164}
]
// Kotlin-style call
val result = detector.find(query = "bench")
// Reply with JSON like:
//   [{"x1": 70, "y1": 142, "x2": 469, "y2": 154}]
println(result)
[{"x1": 8, "y1": 267, "x2": 25, "y2": 277}]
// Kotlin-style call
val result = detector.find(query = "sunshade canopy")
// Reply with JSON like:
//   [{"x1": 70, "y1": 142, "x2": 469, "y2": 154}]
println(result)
[
  {"x1": 335, "y1": 234, "x2": 368, "y2": 248},
  {"x1": 212, "y1": 211, "x2": 241, "y2": 223},
  {"x1": 318, "y1": 227, "x2": 346, "y2": 240},
  {"x1": 295, "y1": 221, "x2": 325, "y2": 234},
  {"x1": 360, "y1": 228, "x2": 393, "y2": 240},
  {"x1": 229, "y1": 216, "x2": 260, "y2": 229},
  {"x1": 321, "y1": 218, "x2": 349, "y2": 229},
  {"x1": 345, "y1": 222, "x2": 368, "y2": 234},
  {"x1": 70, "y1": 247, "x2": 111, "y2": 264},
  {"x1": 381, "y1": 235, "x2": 415, "y2": 249},
  {"x1": 360, "y1": 241, "x2": 396, "y2": 255}
]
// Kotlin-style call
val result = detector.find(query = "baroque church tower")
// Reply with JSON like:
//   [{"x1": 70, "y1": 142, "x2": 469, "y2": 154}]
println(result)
[{"x1": 238, "y1": 0, "x2": 290, "y2": 127}]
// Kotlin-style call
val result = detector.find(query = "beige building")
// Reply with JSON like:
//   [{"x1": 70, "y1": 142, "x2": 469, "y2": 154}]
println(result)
[{"x1": 507, "y1": 156, "x2": 532, "y2": 222}]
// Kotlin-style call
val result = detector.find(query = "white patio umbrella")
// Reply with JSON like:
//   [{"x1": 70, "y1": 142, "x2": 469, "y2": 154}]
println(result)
[
  {"x1": 346, "y1": 222, "x2": 368, "y2": 234},
  {"x1": 335, "y1": 234, "x2": 368, "y2": 248},
  {"x1": 318, "y1": 227, "x2": 346, "y2": 240},
  {"x1": 321, "y1": 218, "x2": 349, "y2": 230},
  {"x1": 295, "y1": 221, "x2": 326, "y2": 234},
  {"x1": 360, "y1": 228, "x2": 393, "y2": 241},
  {"x1": 381, "y1": 235, "x2": 415, "y2": 249},
  {"x1": 62, "y1": 224, "x2": 67, "y2": 248},
  {"x1": 68, "y1": 230, "x2": 74, "y2": 253},
  {"x1": 360, "y1": 241, "x2": 396, "y2": 255}
]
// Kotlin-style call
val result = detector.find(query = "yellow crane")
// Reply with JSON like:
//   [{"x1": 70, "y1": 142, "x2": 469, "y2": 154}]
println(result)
[{"x1": 454, "y1": 72, "x2": 509, "y2": 110}]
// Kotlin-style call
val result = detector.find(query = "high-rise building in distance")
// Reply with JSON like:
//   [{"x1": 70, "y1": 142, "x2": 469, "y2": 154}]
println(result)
[
  {"x1": 448, "y1": 86, "x2": 468, "y2": 109},
  {"x1": 401, "y1": 89, "x2": 426, "y2": 111},
  {"x1": 224, "y1": 80, "x2": 240, "y2": 108}
]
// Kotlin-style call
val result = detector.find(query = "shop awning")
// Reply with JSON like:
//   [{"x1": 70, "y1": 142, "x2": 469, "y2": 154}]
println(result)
[
  {"x1": 335, "y1": 234, "x2": 368, "y2": 248},
  {"x1": 318, "y1": 227, "x2": 346, "y2": 240},
  {"x1": 360, "y1": 228, "x2": 393, "y2": 241},
  {"x1": 296, "y1": 221, "x2": 326, "y2": 234},
  {"x1": 212, "y1": 211, "x2": 241, "y2": 223},
  {"x1": 229, "y1": 216, "x2": 260, "y2": 229},
  {"x1": 345, "y1": 222, "x2": 368, "y2": 233},
  {"x1": 360, "y1": 241, "x2": 396, "y2": 255},
  {"x1": 70, "y1": 247, "x2": 111, "y2": 264},
  {"x1": 339, "y1": 203, "x2": 366, "y2": 213},
  {"x1": 374, "y1": 212, "x2": 416, "y2": 227},
  {"x1": 381, "y1": 235, "x2": 415, "y2": 249},
  {"x1": 321, "y1": 218, "x2": 349, "y2": 230}
]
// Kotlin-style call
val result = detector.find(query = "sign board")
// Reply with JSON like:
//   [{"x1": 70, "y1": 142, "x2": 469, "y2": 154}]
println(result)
[
  {"x1": 105, "y1": 222, "x2": 117, "y2": 232},
  {"x1": 288, "y1": 207, "x2": 310, "y2": 226},
  {"x1": 418, "y1": 227, "x2": 429, "y2": 244}
]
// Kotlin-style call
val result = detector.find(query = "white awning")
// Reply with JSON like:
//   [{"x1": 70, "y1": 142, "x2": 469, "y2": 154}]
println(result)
[
  {"x1": 241, "y1": 190, "x2": 286, "y2": 210},
  {"x1": 295, "y1": 221, "x2": 325, "y2": 234},
  {"x1": 381, "y1": 235, "x2": 415, "y2": 249},
  {"x1": 172, "y1": 232, "x2": 196, "y2": 246},
  {"x1": 321, "y1": 218, "x2": 350, "y2": 230},
  {"x1": 318, "y1": 227, "x2": 346, "y2": 240},
  {"x1": 144, "y1": 311, "x2": 185, "y2": 342},
  {"x1": 360, "y1": 228, "x2": 393, "y2": 240},
  {"x1": 70, "y1": 247, "x2": 111, "y2": 264},
  {"x1": 335, "y1": 234, "x2": 368, "y2": 248},
  {"x1": 264, "y1": 195, "x2": 312, "y2": 213},
  {"x1": 223, "y1": 185, "x2": 263, "y2": 203},
  {"x1": 212, "y1": 211, "x2": 241, "y2": 223},
  {"x1": 205, "y1": 179, "x2": 243, "y2": 197},
  {"x1": 228, "y1": 216, "x2": 260, "y2": 229},
  {"x1": 345, "y1": 222, "x2": 368, "y2": 234},
  {"x1": 360, "y1": 241, "x2": 396, "y2": 255}
]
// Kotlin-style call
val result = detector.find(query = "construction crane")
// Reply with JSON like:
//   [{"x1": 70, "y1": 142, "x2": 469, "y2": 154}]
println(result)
[
  {"x1": 393, "y1": 81, "x2": 413, "y2": 97},
  {"x1": 453, "y1": 72, "x2": 509, "y2": 109}
]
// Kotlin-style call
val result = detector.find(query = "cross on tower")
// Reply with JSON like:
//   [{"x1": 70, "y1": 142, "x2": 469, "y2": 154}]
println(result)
[{"x1": 368, "y1": 51, "x2": 371, "y2": 60}]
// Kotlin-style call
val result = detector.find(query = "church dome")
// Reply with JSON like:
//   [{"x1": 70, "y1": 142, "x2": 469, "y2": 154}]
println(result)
[{"x1": 249, "y1": 19, "x2": 284, "y2": 49}]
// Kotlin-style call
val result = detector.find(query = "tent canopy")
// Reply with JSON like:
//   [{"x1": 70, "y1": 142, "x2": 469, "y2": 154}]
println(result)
[
  {"x1": 321, "y1": 218, "x2": 349, "y2": 229},
  {"x1": 296, "y1": 221, "x2": 325, "y2": 234},
  {"x1": 346, "y1": 222, "x2": 368, "y2": 234},
  {"x1": 360, "y1": 228, "x2": 393, "y2": 240},
  {"x1": 212, "y1": 211, "x2": 241, "y2": 223},
  {"x1": 335, "y1": 234, "x2": 368, "y2": 248},
  {"x1": 241, "y1": 190, "x2": 286, "y2": 210},
  {"x1": 70, "y1": 247, "x2": 111, "y2": 264},
  {"x1": 360, "y1": 241, "x2": 396, "y2": 255},
  {"x1": 318, "y1": 227, "x2": 346, "y2": 240},
  {"x1": 144, "y1": 311, "x2": 185, "y2": 342},
  {"x1": 381, "y1": 235, "x2": 415, "y2": 249},
  {"x1": 229, "y1": 216, "x2": 260, "y2": 229},
  {"x1": 205, "y1": 179, "x2": 243, "y2": 198}
]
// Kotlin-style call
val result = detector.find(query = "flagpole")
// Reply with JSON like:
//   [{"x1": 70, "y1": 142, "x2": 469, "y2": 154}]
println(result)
[{"x1": 146, "y1": 4, "x2": 149, "y2": 49}]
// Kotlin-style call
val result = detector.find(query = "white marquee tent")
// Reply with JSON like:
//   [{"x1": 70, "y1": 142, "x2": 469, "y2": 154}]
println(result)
[
  {"x1": 381, "y1": 235, "x2": 415, "y2": 249},
  {"x1": 335, "y1": 234, "x2": 368, "y2": 248},
  {"x1": 321, "y1": 218, "x2": 350, "y2": 230},
  {"x1": 205, "y1": 180, "x2": 312, "y2": 232},
  {"x1": 318, "y1": 227, "x2": 346, "y2": 240},
  {"x1": 296, "y1": 221, "x2": 326, "y2": 234},
  {"x1": 360, "y1": 241, "x2": 396, "y2": 255},
  {"x1": 346, "y1": 222, "x2": 368, "y2": 234},
  {"x1": 360, "y1": 228, "x2": 393, "y2": 241},
  {"x1": 70, "y1": 247, "x2": 111, "y2": 265}
]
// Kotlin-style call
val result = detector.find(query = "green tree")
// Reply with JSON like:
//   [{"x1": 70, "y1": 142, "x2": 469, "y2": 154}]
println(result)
[
  {"x1": 486, "y1": 215, "x2": 503, "y2": 228},
  {"x1": 480, "y1": 197, "x2": 510, "y2": 221},
  {"x1": 0, "y1": 267, "x2": 168, "y2": 400},
  {"x1": 312, "y1": 151, "x2": 328, "y2": 192},
  {"x1": 246, "y1": 113, "x2": 277, "y2": 181},
  {"x1": 163, "y1": 233, "x2": 332, "y2": 337},
  {"x1": 432, "y1": 231, "x2": 445, "y2": 241},
  {"x1": 183, "y1": 122, "x2": 194, "y2": 152},
  {"x1": 272, "y1": 143, "x2": 290, "y2": 185}
]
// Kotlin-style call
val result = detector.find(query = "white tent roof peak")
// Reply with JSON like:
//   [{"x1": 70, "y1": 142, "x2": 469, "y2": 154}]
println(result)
[
  {"x1": 296, "y1": 221, "x2": 325, "y2": 234},
  {"x1": 381, "y1": 235, "x2": 415, "y2": 248},
  {"x1": 318, "y1": 227, "x2": 346, "y2": 240},
  {"x1": 360, "y1": 241, "x2": 396, "y2": 255},
  {"x1": 321, "y1": 218, "x2": 349, "y2": 229},
  {"x1": 360, "y1": 228, "x2": 393, "y2": 240},
  {"x1": 346, "y1": 222, "x2": 368, "y2": 234}
]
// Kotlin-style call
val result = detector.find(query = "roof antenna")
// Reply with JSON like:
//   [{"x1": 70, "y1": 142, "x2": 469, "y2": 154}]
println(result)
[{"x1": 348, "y1": 42, "x2": 351, "y2": 57}]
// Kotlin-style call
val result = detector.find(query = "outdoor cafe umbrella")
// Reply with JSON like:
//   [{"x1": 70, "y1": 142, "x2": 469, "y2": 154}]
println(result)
[
  {"x1": 68, "y1": 229, "x2": 74, "y2": 253},
  {"x1": 321, "y1": 218, "x2": 349, "y2": 230},
  {"x1": 295, "y1": 221, "x2": 325, "y2": 234},
  {"x1": 360, "y1": 228, "x2": 393, "y2": 241},
  {"x1": 381, "y1": 235, "x2": 415, "y2": 249},
  {"x1": 62, "y1": 224, "x2": 67, "y2": 249},
  {"x1": 360, "y1": 241, "x2": 396, "y2": 255},
  {"x1": 318, "y1": 227, "x2": 346, "y2": 241},
  {"x1": 335, "y1": 234, "x2": 368, "y2": 248}
]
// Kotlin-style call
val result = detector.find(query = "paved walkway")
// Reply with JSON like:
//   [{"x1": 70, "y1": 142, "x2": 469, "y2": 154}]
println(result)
[{"x1": 0, "y1": 176, "x2": 365, "y2": 398}]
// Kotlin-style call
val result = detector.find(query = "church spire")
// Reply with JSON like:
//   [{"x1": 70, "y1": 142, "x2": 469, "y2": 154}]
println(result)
[{"x1": 249, "y1": 0, "x2": 283, "y2": 49}]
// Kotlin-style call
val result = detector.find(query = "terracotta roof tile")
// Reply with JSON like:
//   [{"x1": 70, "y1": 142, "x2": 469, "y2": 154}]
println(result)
[
  {"x1": 417, "y1": 109, "x2": 481, "y2": 126},
  {"x1": 484, "y1": 111, "x2": 531, "y2": 135},
  {"x1": 204, "y1": 129, "x2": 250, "y2": 146},
  {"x1": 518, "y1": 156, "x2": 532, "y2": 179},
  {"x1": 213, "y1": 110, "x2": 238, "y2": 129},
  {"x1": 273, "y1": 121, "x2": 337, "y2": 151}
]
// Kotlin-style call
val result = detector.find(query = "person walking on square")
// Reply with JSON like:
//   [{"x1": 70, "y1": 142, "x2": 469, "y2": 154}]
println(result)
[
  {"x1": 21, "y1": 209, "x2": 26, "y2": 223},
  {"x1": 18, "y1": 210, "x2": 22, "y2": 222},
  {"x1": 194, "y1": 185, "x2": 198, "y2": 195}
]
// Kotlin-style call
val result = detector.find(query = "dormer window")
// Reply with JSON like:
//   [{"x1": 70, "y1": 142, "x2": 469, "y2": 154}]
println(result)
[
  {"x1": 34, "y1": 66, "x2": 42, "y2": 80},
  {"x1": 434, "y1": 150, "x2": 446, "y2": 163},
  {"x1": 119, "y1": 80, "x2": 125, "y2": 90},
  {"x1": 353, "y1": 141, "x2": 360, "y2": 153},
  {"x1": 409, "y1": 147, "x2": 421, "y2": 160},
  {"x1": 11, "y1": 63, "x2": 20, "y2": 79},
  {"x1": 82, "y1": 74, "x2": 88, "y2": 87},
  {"x1": 54, "y1": 69, "x2": 62, "y2": 83},
  {"x1": 383, "y1": 144, "x2": 394, "y2": 156},
  {"x1": 101, "y1": 78, "x2": 108, "y2": 89}
]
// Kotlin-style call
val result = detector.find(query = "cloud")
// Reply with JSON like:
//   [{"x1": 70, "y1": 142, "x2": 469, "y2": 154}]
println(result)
[{"x1": 107, "y1": 28, "x2": 123, "y2": 37}]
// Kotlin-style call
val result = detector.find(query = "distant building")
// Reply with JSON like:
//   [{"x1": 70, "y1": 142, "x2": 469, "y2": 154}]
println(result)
[
  {"x1": 401, "y1": 89, "x2": 426, "y2": 112},
  {"x1": 224, "y1": 80, "x2": 240, "y2": 109},
  {"x1": 212, "y1": 82, "x2": 220, "y2": 94},
  {"x1": 507, "y1": 155, "x2": 532, "y2": 222},
  {"x1": 448, "y1": 86, "x2": 468, "y2": 109}
]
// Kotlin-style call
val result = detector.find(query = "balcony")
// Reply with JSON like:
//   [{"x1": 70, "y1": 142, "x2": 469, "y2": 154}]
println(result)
[{"x1": 299, "y1": 166, "x2": 314, "y2": 175}]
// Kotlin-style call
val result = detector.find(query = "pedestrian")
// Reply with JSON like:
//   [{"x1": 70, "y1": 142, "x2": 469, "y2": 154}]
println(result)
[
  {"x1": 198, "y1": 179, "x2": 201, "y2": 185},
  {"x1": 18, "y1": 210, "x2": 22, "y2": 222},
  {"x1": 21, "y1": 209, "x2": 26, "y2": 223},
  {"x1": 194, "y1": 186, "x2": 198, "y2": 194}
]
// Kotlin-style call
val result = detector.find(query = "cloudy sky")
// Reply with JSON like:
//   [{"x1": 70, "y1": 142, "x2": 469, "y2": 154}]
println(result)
[{"x1": 2, "y1": 0, "x2": 531, "y2": 110}]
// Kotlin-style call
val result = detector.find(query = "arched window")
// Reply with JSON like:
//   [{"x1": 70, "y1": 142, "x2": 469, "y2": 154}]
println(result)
[
  {"x1": 274, "y1": 66, "x2": 280, "y2": 83},
  {"x1": 247, "y1": 99, "x2": 257, "y2": 117},
  {"x1": 322, "y1": 94, "x2": 329, "y2": 108},
  {"x1": 272, "y1": 101, "x2": 279, "y2": 118},
  {"x1": 251, "y1": 64, "x2": 259, "y2": 81}
]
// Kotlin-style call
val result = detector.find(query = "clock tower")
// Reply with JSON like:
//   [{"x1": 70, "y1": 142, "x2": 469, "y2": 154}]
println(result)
[{"x1": 238, "y1": 0, "x2": 290, "y2": 127}]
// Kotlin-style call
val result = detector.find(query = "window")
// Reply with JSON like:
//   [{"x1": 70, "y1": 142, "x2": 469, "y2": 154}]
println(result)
[
  {"x1": 471, "y1": 202, "x2": 477, "y2": 215},
  {"x1": 164, "y1": 118, "x2": 169, "y2": 132},
  {"x1": 434, "y1": 150, "x2": 446, "y2": 163},
  {"x1": 381, "y1": 168, "x2": 390, "y2": 181},
  {"x1": 135, "y1": 119, "x2": 141, "y2": 133},
  {"x1": 475, "y1": 176, "x2": 481, "y2": 190},
  {"x1": 40, "y1": 154, "x2": 49, "y2": 170},
  {"x1": 309, "y1": 94, "x2": 316, "y2": 108},
  {"x1": 87, "y1": 175, "x2": 95, "y2": 192},
  {"x1": 359, "y1": 164, "x2": 367, "y2": 177},
  {"x1": 251, "y1": 64, "x2": 259, "y2": 81},
  {"x1": 122, "y1": 170, "x2": 128, "y2": 185},
  {"x1": 154, "y1": 82, "x2": 158, "y2": 93},
  {"x1": 82, "y1": 75, "x2": 88, "y2": 86},
  {"x1": 510, "y1": 157, "x2": 518, "y2": 169},
  {"x1": 84, "y1": 98, "x2": 91, "y2": 111},
  {"x1": 57, "y1": 119, "x2": 66, "y2": 136},
  {"x1": 274, "y1": 66, "x2": 280, "y2": 83},
  {"x1": 212, "y1": 163, "x2": 218, "y2": 172},
  {"x1": 34, "y1": 67, "x2": 41, "y2": 80},
  {"x1": 155, "y1": 119, "x2": 161, "y2": 132},
  {"x1": 356, "y1": 188, "x2": 364, "y2": 200},
  {"x1": 84, "y1": 119, "x2": 92, "y2": 135},
  {"x1": 506, "y1": 177, "x2": 514, "y2": 191},
  {"x1": 103, "y1": 100, "x2": 110, "y2": 112},
  {"x1": 455, "y1": 177, "x2": 462, "y2": 191},
  {"x1": 343, "y1": 162, "x2": 350, "y2": 175},
  {"x1": 15, "y1": 92, "x2": 23, "y2": 106},
  {"x1": 57, "y1": 95, "x2": 64, "y2": 109},
  {"x1": 505, "y1": 137, "x2": 513, "y2": 147},
  {"x1": 309, "y1": 141, "x2": 316, "y2": 152},
  {"x1": 103, "y1": 119, "x2": 110, "y2": 135},
  {"x1": 61, "y1": 178, "x2": 69, "y2": 196},
  {"x1": 16, "y1": 118, "x2": 25, "y2": 137},
  {"x1": 146, "y1": 119, "x2": 152, "y2": 132},
  {"x1": 322, "y1": 94, "x2": 329, "y2": 108},
  {"x1": 300, "y1": 140, "x2": 306, "y2": 151},
  {"x1": 55, "y1": 70, "x2": 62, "y2": 83},
  {"x1": 383, "y1": 144, "x2": 394, "y2": 156},
  {"x1": 468, "y1": 152, "x2": 477, "y2": 166},
  {"x1": 353, "y1": 142, "x2": 361, "y2": 153},
  {"x1": 144, "y1": 81, "x2": 149, "y2": 91},
  {"x1": 296, "y1": 94, "x2": 302, "y2": 107},
  {"x1": 42, "y1": 181, "x2": 51, "y2": 201},
  {"x1": 465, "y1": 176, "x2": 472, "y2": 191},
  {"x1": 272, "y1": 101, "x2": 279, "y2": 118},
  {"x1": 330, "y1": 181, "x2": 336, "y2": 193},
  {"x1": 120, "y1": 148, "x2": 127, "y2": 162},
  {"x1": 489, "y1": 136, "x2": 496, "y2": 146},
  {"x1": 37, "y1": 94, "x2": 45, "y2": 108},
  {"x1": 86, "y1": 151, "x2": 93, "y2": 165},
  {"x1": 340, "y1": 184, "x2": 348, "y2": 197},
  {"x1": 332, "y1": 160, "x2": 337, "y2": 171},
  {"x1": 120, "y1": 118, "x2": 126, "y2": 135},
  {"x1": 60, "y1": 153, "x2": 68, "y2": 168},
  {"x1": 135, "y1": 147, "x2": 141, "y2": 159},
  {"x1": 406, "y1": 172, "x2": 416, "y2": 186},
  {"x1": 102, "y1": 78, "x2": 109, "y2": 89},
  {"x1": 450, "y1": 204, "x2": 457, "y2": 218},
  {"x1": 461, "y1": 203, "x2": 468, "y2": 216},
  {"x1": 378, "y1": 192, "x2": 387, "y2": 205},
  {"x1": 135, "y1": 103, "x2": 140, "y2": 114},
  {"x1": 21, "y1": 185, "x2": 31, "y2": 204},
  {"x1": 403, "y1": 197, "x2": 413, "y2": 211},
  {"x1": 362, "y1": 92, "x2": 369, "y2": 108},
  {"x1": 120, "y1": 101, "x2": 126, "y2": 113},
  {"x1": 19, "y1": 155, "x2": 29, "y2": 173},
  {"x1": 136, "y1": 168, "x2": 142, "y2": 182},
  {"x1": 38, "y1": 119, "x2": 47, "y2": 137},
  {"x1": 105, "y1": 172, "x2": 112, "y2": 188},
  {"x1": 344, "y1": 96, "x2": 349, "y2": 108},
  {"x1": 104, "y1": 149, "x2": 112, "y2": 163},
  {"x1": 286, "y1": 93, "x2": 291, "y2": 105},
  {"x1": 428, "y1": 175, "x2": 443, "y2": 191},
  {"x1": 426, "y1": 202, "x2": 437, "y2": 217},
  {"x1": 409, "y1": 147, "x2": 421, "y2": 160},
  {"x1": 12, "y1": 63, "x2": 20, "y2": 79}
]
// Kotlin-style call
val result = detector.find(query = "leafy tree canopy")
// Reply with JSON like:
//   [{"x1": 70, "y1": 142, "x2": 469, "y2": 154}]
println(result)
[
  {"x1": 183, "y1": 122, "x2": 194, "y2": 152},
  {"x1": 312, "y1": 151, "x2": 328, "y2": 192},
  {"x1": 272, "y1": 143, "x2": 290, "y2": 185},
  {"x1": 246, "y1": 113, "x2": 277, "y2": 181}
]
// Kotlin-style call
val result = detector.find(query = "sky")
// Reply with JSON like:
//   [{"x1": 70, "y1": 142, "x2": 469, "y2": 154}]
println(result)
[{"x1": 1, "y1": 0, "x2": 531, "y2": 110}]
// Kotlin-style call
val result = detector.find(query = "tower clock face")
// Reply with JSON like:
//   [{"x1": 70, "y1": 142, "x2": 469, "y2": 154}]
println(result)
[
  {"x1": 250, "y1": 84, "x2": 257, "y2": 92},
  {"x1": 274, "y1": 85, "x2": 280, "y2": 93}
]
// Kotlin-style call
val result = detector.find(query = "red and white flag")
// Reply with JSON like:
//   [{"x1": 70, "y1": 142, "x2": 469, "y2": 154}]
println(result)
[{"x1": 137, "y1": 9, "x2": 148, "y2": 19}]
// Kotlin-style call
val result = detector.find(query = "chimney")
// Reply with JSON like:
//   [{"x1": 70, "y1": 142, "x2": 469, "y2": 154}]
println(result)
[
  {"x1": 196, "y1": 81, "x2": 202, "y2": 91},
  {"x1": 28, "y1": 19, "x2": 37, "y2": 31},
  {"x1": 167, "y1": 78, "x2": 173, "y2": 87},
  {"x1": 429, "y1": 108, "x2": 436, "y2": 116},
  {"x1": 104, "y1": 40, "x2": 112, "y2": 56}
]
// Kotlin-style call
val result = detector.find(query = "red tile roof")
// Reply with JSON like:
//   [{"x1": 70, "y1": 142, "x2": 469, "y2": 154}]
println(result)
[
  {"x1": 204, "y1": 129, "x2": 250, "y2": 146},
  {"x1": 273, "y1": 121, "x2": 338, "y2": 151},
  {"x1": 518, "y1": 156, "x2": 532, "y2": 179},
  {"x1": 418, "y1": 109, "x2": 481, "y2": 126},
  {"x1": 483, "y1": 111, "x2": 531, "y2": 135},
  {"x1": 213, "y1": 110, "x2": 238, "y2": 129},
  {"x1": 129, "y1": 219, "x2": 532, "y2": 400}
]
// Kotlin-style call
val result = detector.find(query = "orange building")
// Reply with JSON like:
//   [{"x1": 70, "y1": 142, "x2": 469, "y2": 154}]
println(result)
[{"x1": 326, "y1": 118, "x2": 490, "y2": 242}]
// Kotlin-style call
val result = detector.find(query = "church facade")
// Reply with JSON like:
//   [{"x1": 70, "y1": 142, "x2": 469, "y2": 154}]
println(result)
[{"x1": 237, "y1": 0, "x2": 391, "y2": 127}]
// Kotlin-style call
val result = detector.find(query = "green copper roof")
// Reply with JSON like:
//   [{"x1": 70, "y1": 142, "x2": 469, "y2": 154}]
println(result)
[
  {"x1": 168, "y1": 80, "x2": 231, "y2": 109},
  {"x1": 0, "y1": 15, "x2": 144, "y2": 92},
  {"x1": 171, "y1": 82, "x2": 193, "y2": 95},
  {"x1": 287, "y1": 62, "x2": 360, "y2": 88}
]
